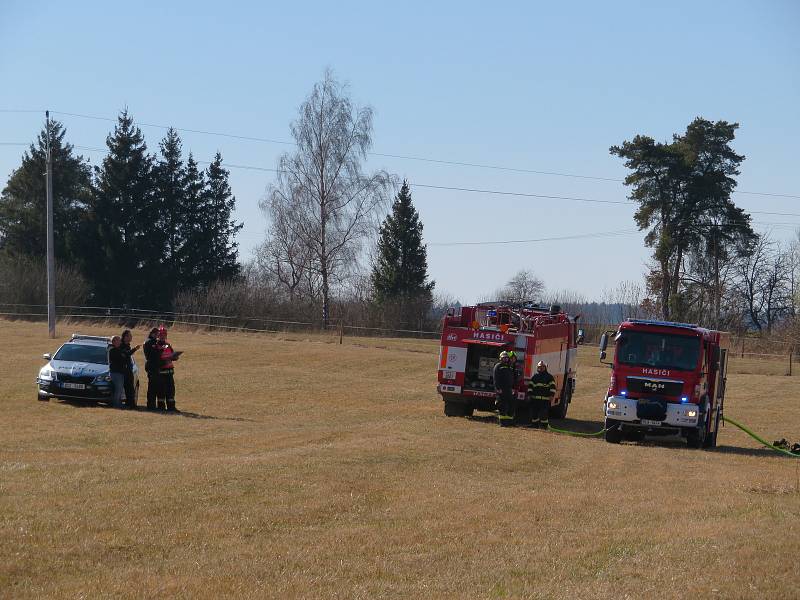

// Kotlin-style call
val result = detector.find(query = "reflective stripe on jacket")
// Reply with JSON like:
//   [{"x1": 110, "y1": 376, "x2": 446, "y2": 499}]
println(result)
[{"x1": 527, "y1": 371, "x2": 556, "y2": 401}]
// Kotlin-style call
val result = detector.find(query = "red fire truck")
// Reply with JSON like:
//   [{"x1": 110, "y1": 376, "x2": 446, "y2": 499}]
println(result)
[
  {"x1": 437, "y1": 302, "x2": 582, "y2": 418},
  {"x1": 599, "y1": 319, "x2": 729, "y2": 448}
]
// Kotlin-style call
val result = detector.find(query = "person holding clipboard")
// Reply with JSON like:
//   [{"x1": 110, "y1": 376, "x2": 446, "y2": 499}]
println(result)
[{"x1": 154, "y1": 325, "x2": 183, "y2": 413}]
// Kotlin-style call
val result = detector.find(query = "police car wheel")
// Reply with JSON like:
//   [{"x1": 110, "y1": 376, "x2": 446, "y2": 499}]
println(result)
[{"x1": 37, "y1": 391, "x2": 49, "y2": 401}]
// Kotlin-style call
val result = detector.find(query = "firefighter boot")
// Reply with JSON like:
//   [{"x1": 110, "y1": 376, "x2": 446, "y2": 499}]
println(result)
[
  {"x1": 166, "y1": 399, "x2": 179, "y2": 413},
  {"x1": 498, "y1": 414, "x2": 514, "y2": 427}
]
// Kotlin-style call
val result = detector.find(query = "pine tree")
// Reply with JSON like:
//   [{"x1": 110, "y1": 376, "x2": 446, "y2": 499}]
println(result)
[
  {"x1": 198, "y1": 153, "x2": 242, "y2": 286},
  {"x1": 0, "y1": 120, "x2": 92, "y2": 263},
  {"x1": 89, "y1": 110, "x2": 155, "y2": 306},
  {"x1": 371, "y1": 181, "x2": 434, "y2": 324}
]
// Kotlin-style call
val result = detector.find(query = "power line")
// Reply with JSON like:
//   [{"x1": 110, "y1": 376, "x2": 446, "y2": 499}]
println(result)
[
  {"x1": 428, "y1": 229, "x2": 638, "y2": 247},
  {"x1": 3, "y1": 107, "x2": 798, "y2": 200},
  {"x1": 412, "y1": 183, "x2": 629, "y2": 205}
]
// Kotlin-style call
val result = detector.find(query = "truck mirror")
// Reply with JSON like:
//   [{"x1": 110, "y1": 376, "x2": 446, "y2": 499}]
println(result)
[
  {"x1": 600, "y1": 350, "x2": 607, "y2": 361},
  {"x1": 599, "y1": 333, "x2": 608, "y2": 352},
  {"x1": 576, "y1": 328, "x2": 585, "y2": 344}
]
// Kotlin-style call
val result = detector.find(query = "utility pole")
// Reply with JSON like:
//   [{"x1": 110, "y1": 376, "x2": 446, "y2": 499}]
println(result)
[{"x1": 45, "y1": 110, "x2": 56, "y2": 338}]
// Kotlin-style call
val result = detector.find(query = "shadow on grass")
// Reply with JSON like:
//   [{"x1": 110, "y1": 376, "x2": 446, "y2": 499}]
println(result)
[
  {"x1": 711, "y1": 444, "x2": 799, "y2": 459},
  {"x1": 52, "y1": 398, "x2": 255, "y2": 422},
  {"x1": 465, "y1": 413, "x2": 607, "y2": 435}
]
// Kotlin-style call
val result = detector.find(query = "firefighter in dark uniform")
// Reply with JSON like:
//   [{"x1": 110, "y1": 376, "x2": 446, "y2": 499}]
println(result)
[
  {"x1": 143, "y1": 327, "x2": 160, "y2": 411},
  {"x1": 493, "y1": 351, "x2": 518, "y2": 427},
  {"x1": 528, "y1": 360, "x2": 556, "y2": 429},
  {"x1": 155, "y1": 326, "x2": 181, "y2": 412}
]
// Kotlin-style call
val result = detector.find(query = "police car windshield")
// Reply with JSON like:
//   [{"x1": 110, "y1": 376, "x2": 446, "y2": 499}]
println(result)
[
  {"x1": 615, "y1": 331, "x2": 700, "y2": 371},
  {"x1": 53, "y1": 343, "x2": 108, "y2": 364}
]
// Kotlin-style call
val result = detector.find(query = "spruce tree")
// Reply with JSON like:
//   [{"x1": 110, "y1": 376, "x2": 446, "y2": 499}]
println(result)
[
  {"x1": 198, "y1": 153, "x2": 241, "y2": 285},
  {"x1": 0, "y1": 120, "x2": 93, "y2": 263},
  {"x1": 371, "y1": 181, "x2": 434, "y2": 324},
  {"x1": 180, "y1": 152, "x2": 206, "y2": 289},
  {"x1": 149, "y1": 128, "x2": 187, "y2": 302},
  {"x1": 89, "y1": 110, "x2": 155, "y2": 307}
]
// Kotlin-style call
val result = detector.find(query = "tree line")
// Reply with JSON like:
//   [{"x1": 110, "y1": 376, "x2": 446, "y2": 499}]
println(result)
[
  {"x1": 2, "y1": 73, "x2": 797, "y2": 337},
  {"x1": 0, "y1": 111, "x2": 241, "y2": 310}
]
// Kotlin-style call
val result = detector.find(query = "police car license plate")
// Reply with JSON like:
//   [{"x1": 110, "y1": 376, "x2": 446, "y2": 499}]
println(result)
[
  {"x1": 62, "y1": 383, "x2": 85, "y2": 390},
  {"x1": 641, "y1": 419, "x2": 661, "y2": 426}
]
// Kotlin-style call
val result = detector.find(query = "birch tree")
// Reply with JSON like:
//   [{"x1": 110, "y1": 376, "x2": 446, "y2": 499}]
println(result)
[{"x1": 264, "y1": 70, "x2": 391, "y2": 327}]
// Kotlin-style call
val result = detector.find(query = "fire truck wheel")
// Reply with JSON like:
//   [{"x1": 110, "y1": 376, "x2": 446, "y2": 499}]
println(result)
[
  {"x1": 687, "y1": 423, "x2": 706, "y2": 449},
  {"x1": 444, "y1": 400, "x2": 470, "y2": 417},
  {"x1": 604, "y1": 421, "x2": 622, "y2": 444},
  {"x1": 703, "y1": 410, "x2": 719, "y2": 449},
  {"x1": 549, "y1": 381, "x2": 572, "y2": 419}
]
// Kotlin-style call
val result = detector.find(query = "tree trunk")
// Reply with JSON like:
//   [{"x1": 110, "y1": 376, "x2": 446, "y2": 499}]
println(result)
[{"x1": 661, "y1": 258, "x2": 671, "y2": 321}]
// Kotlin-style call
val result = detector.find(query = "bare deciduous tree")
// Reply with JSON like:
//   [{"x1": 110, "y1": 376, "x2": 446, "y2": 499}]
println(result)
[
  {"x1": 733, "y1": 234, "x2": 794, "y2": 333},
  {"x1": 497, "y1": 269, "x2": 545, "y2": 304},
  {"x1": 256, "y1": 199, "x2": 316, "y2": 303},
  {"x1": 264, "y1": 70, "x2": 391, "y2": 327}
]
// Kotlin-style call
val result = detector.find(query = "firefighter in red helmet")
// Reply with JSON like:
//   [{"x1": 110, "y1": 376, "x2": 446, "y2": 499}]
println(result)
[{"x1": 154, "y1": 326, "x2": 182, "y2": 412}]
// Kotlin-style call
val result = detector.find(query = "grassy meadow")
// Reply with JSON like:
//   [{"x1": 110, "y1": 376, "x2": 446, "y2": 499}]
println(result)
[{"x1": 1, "y1": 319, "x2": 798, "y2": 599}]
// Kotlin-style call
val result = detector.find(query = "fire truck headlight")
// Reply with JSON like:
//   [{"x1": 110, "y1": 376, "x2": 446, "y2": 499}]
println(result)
[
  {"x1": 607, "y1": 400, "x2": 619, "y2": 410},
  {"x1": 687, "y1": 409, "x2": 698, "y2": 418}
]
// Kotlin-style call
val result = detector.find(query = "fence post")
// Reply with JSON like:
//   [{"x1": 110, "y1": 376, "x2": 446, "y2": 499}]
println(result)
[
  {"x1": 339, "y1": 320, "x2": 344, "y2": 345},
  {"x1": 789, "y1": 346, "x2": 793, "y2": 377},
  {"x1": 741, "y1": 337, "x2": 745, "y2": 359}
]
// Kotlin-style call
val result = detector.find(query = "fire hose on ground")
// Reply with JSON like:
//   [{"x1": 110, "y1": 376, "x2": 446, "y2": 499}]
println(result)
[{"x1": 545, "y1": 418, "x2": 800, "y2": 457}]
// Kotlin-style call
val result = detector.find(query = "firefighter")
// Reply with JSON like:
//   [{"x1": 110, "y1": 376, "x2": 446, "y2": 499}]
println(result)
[
  {"x1": 155, "y1": 326, "x2": 182, "y2": 412},
  {"x1": 493, "y1": 351, "x2": 518, "y2": 427},
  {"x1": 120, "y1": 330, "x2": 140, "y2": 409},
  {"x1": 143, "y1": 327, "x2": 160, "y2": 411},
  {"x1": 527, "y1": 360, "x2": 556, "y2": 429}
]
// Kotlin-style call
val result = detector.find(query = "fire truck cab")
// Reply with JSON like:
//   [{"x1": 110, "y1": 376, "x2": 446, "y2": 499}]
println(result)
[
  {"x1": 437, "y1": 302, "x2": 581, "y2": 419},
  {"x1": 600, "y1": 319, "x2": 729, "y2": 448}
]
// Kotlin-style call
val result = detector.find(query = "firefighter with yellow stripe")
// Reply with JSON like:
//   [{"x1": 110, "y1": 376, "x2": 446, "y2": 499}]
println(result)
[
  {"x1": 527, "y1": 360, "x2": 556, "y2": 429},
  {"x1": 493, "y1": 351, "x2": 518, "y2": 427}
]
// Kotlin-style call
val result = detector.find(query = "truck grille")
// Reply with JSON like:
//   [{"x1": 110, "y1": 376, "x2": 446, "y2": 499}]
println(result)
[{"x1": 626, "y1": 377, "x2": 683, "y2": 397}]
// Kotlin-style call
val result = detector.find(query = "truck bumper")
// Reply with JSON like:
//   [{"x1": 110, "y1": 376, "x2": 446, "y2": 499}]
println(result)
[{"x1": 604, "y1": 395, "x2": 700, "y2": 428}]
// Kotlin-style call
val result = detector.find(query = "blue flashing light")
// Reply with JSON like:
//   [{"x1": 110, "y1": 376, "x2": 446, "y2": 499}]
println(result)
[
  {"x1": 620, "y1": 390, "x2": 627, "y2": 396},
  {"x1": 680, "y1": 396, "x2": 689, "y2": 403}
]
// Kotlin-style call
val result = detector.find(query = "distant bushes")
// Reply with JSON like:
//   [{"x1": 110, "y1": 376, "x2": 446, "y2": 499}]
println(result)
[{"x1": 0, "y1": 254, "x2": 88, "y2": 308}]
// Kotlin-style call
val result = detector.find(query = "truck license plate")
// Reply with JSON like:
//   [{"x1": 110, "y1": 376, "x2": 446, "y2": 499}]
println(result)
[
  {"x1": 641, "y1": 419, "x2": 661, "y2": 426},
  {"x1": 62, "y1": 383, "x2": 85, "y2": 390},
  {"x1": 443, "y1": 370, "x2": 456, "y2": 380}
]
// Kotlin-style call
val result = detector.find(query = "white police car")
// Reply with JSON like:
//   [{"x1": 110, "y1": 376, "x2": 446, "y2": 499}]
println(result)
[{"x1": 37, "y1": 334, "x2": 139, "y2": 404}]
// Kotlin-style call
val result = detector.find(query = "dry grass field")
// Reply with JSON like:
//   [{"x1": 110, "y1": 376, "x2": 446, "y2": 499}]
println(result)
[{"x1": 1, "y1": 319, "x2": 798, "y2": 599}]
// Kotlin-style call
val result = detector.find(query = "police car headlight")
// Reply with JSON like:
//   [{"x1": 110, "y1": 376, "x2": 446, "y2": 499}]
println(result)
[
  {"x1": 92, "y1": 373, "x2": 112, "y2": 384},
  {"x1": 39, "y1": 367, "x2": 54, "y2": 381},
  {"x1": 686, "y1": 409, "x2": 698, "y2": 418},
  {"x1": 607, "y1": 400, "x2": 618, "y2": 410}
]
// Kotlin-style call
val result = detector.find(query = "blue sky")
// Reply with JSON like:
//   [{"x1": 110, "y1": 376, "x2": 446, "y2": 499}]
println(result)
[{"x1": 1, "y1": 0, "x2": 798, "y2": 302}]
